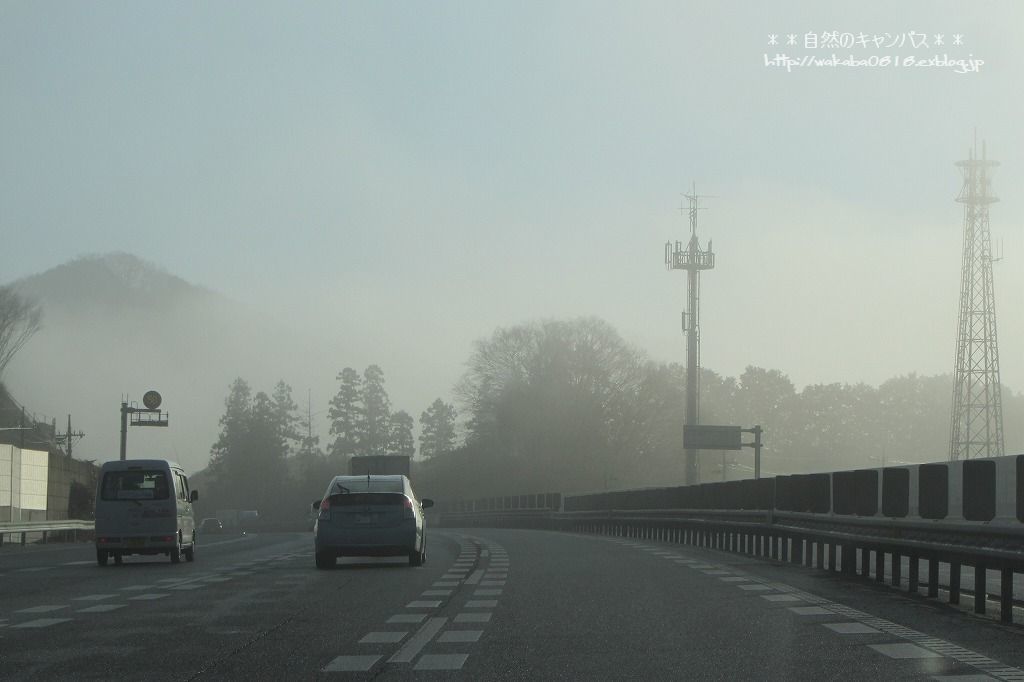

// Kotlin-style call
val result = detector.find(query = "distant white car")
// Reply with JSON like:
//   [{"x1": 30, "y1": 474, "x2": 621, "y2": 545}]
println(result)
[
  {"x1": 94, "y1": 459, "x2": 198, "y2": 566},
  {"x1": 313, "y1": 475, "x2": 433, "y2": 569}
]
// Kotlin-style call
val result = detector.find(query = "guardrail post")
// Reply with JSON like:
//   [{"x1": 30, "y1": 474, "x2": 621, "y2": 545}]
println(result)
[
  {"x1": 860, "y1": 548, "x2": 870, "y2": 578},
  {"x1": 20, "y1": 531, "x2": 27, "y2": 546},
  {"x1": 927, "y1": 558, "x2": 939, "y2": 598},
  {"x1": 908, "y1": 555, "x2": 919, "y2": 594},
  {"x1": 949, "y1": 562, "x2": 961, "y2": 604},
  {"x1": 829, "y1": 543, "x2": 838, "y2": 572},
  {"x1": 975, "y1": 564, "x2": 987, "y2": 614},
  {"x1": 892, "y1": 552, "x2": 902, "y2": 586},
  {"x1": 1000, "y1": 567, "x2": 1013, "y2": 624},
  {"x1": 875, "y1": 550, "x2": 885, "y2": 583},
  {"x1": 841, "y1": 545, "x2": 855, "y2": 575}
]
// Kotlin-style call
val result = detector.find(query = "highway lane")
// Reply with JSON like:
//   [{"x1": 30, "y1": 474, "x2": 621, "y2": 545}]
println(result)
[{"x1": 1, "y1": 529, "x2": 1023, "y2": 680}]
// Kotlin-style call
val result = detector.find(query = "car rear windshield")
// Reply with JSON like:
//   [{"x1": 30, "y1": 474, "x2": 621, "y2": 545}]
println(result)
[
  {"x1": 328, "y1": 493, "x2": 406, "y2": 506},
  {"x1": 101, "y1": 470, "x2": 170, "y2": 501}
]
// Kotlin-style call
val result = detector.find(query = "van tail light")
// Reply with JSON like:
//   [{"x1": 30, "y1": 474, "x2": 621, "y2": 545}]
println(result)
[{"x1": 403, "y1": 496, "x2": 415, "y2": 519}]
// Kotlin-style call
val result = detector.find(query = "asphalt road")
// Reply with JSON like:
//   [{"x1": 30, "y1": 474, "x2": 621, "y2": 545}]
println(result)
[{"x1": 2, "y1": 528, "x2": 1024, "y2": 680}]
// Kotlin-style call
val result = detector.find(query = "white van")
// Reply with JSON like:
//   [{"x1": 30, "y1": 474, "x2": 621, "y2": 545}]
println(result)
[{"x1": 94, "y1": 459, "x2": 198, "y2": 566}]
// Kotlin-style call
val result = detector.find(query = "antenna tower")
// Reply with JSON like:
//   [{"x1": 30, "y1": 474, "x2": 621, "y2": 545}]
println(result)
[
  {"x1": 665, "y1": 183, "x2": 715, "y2": 484},
  {"x1": 949, "y1": 138, "x2": 1003, "y2": 460}
]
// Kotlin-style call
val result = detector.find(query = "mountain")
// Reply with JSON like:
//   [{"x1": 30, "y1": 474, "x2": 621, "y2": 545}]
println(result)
[{"x1": 3, "y1": 253, "x2": 293, "y2": 475}]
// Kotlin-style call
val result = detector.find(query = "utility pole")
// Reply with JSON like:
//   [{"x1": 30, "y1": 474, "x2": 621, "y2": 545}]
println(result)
[
  {"x1": 665, "y1": 184, "x2": 716, "y2": 485},
  {"x1": 56, "y1": 414, "x2": 85, "y2": 459},
  {"x1": 949, "y1": 137, "x2": 1004, "y2": 460}
]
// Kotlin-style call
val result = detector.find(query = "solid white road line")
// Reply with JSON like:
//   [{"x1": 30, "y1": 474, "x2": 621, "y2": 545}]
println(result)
[
  {"x1": 15, "y1": 605, "x2": 67, "y2": 614},
  {"x1": 322, "y1": 655, "x2": 381, "y2": 672},
  {"x1": 77, "y1": 604, "x2": 127, "y2": 613},
  {"x1": 359, "y1": 631, "x2": 407, "y2": 644},
  {"x1": 12, "y1": 618, "x2": 71, "y2": 628},
  {"x1": 388, "y1": 617, "x2": 447, "y2": 663},
  {"x1": 414, "y1": 654, "x2": 468, "y2": 670}
]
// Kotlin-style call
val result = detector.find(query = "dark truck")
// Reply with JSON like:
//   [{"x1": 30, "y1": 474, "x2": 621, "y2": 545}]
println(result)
[{"x1": 349, "y1": 455, "x2": 411, "y2": 477}]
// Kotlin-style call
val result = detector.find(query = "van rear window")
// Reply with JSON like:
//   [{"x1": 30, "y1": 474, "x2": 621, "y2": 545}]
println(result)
[
  {"x1": 101, "y1": 470, "x2": 170, "y2": 501},
  {"x1": 329, "y1": 493, "x2": 406, "y2": 507}
]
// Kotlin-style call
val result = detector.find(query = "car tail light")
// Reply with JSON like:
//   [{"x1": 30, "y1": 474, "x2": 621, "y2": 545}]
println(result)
[
  {"x1": 318, "y1": 498, "x2": 330, "y2": 518},
  {"x1": 403, "y1": 496, "x2": 415, "y2": 519}
]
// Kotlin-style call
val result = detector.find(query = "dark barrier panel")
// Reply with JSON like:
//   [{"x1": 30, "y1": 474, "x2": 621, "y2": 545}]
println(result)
[
  {"x1": 919, "y1": 464, "x2": 949, "y2": 520},
  {"x1": 792, "y1": 474, "x2": 830, "y2": 513},
  {"x1": 963, "y1": 459, "x2": 996, "y2": 522},
  {"x1": 833, "y1": 471, "x2": 857, "y2": 515},
  {"x1": 1018, "y1": 456, "x2": 1024, "y2": 523},
  {"x1": 882, "y1": 468, "x2": 910, "y2": 518},
  {"x1": 854, "y1": 469, "x2": 879, "y2": 516}
]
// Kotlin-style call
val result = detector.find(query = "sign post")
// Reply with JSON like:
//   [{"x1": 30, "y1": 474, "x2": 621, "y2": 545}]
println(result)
[
  {"x1": 684, "y1": 424, "x2": 764, "y2": 480},
  {"x1": 119, "y1": 390, "x2": 169, "y2": 461}
]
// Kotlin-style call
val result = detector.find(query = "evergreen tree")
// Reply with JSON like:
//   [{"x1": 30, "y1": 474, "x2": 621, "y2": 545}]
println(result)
[
  {"x1": 272, "y1": 380, "x2": 301, "y2": 456},
  {"x1": 361, "y1": 364, "x2": 391, "y2": 455},
  {"x1": 419, "y1": 398, "x2": 457, "y2": 458},
  {"x1": 388, "y1": 410, "x2": 416, "y2": 458},
  {"x1": 328, "y1": 367, "x2": 362, "y2": 459},
  {"x1": 209, "y1": 378, "x2": 253, "y2": 505}
]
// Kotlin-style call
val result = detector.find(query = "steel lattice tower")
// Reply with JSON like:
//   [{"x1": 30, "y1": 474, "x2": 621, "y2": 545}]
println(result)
[
  {"x1": 949, "y1": 139, "x2": 1003, "y2": 461},
  {"x1": 665, "y1": 186, "x2": 715, "y2": 485}
]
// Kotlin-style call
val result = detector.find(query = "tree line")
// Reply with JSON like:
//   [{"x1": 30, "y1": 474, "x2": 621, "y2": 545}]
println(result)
[
  {"x1": 201, "y1": 316, "x2": 1024, "y2": 522},
  {"x1": 200, "y1": 366, "x2": 457, "y2": 526}
]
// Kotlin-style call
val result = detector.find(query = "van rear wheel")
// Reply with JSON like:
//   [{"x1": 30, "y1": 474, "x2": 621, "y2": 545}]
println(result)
[
  {"x1": 170, "y1": 542, "x2": 182, "y2": 564},
  {"x1": 184, "y1": 543, "x2": 195, "y2": 562}
]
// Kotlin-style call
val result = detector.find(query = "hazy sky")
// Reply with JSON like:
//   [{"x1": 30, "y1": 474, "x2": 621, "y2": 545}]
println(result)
[{"x1": 3, "y1": 2, "x2": 1024, "y2": 469}]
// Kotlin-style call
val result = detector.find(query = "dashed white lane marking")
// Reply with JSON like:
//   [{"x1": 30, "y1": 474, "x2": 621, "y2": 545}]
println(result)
[
  {"x1": 12, "y1": 618, "x2": 71, "y2": 628},
  {"x1": 387, "y1": 614, "x2": 426, "y2": 624},
  {"x1": 128, "y1": 593, "x2": 169, "y2": 601},
  {"x1": 869, "y1": 643, "x2": 944, "y2": 659},
  {"x1": 73, "y1": 594, "x2": 117, "y2": 601},
  {"x1": 388, "y1": 617, "x2": 447, "y2": 663},
  {"x1": 406, "y1": 600, "x2": 442, "y2": 609},
  {"x1": 761, "y1": 594, "x2": 803, "y2": 603},
  {"x1": 63, "y1": 560, "x2": 95, "y2": 566},
  {"x1": 790, "y1": 606, "x2": 833, "y2": 616},
  {"x1": 466, "y1": 600, "x2": 498, "y2": 608},
  {"x1": 439, "y1": 630, "x2": 483, "y2": 643},
  {"x1": 719, "y1": 577, "x2": 752, "y2": 582},
  {"x1": 15, "y1": 605, "x2": 67, "y2": 614},
  {"x1": 322, "y1": 655, "x2": 381, "y2": 672},
  {"x1": 474, "y1": 589, "x2": 502, "y2": 596},
  {"x1": 738, "y1": 584, "x2": 771, "y2": 591},
  {"x1": 171, "y1": 583, "x2": 206, "y2": 591},
  {"x1": 77, "y1": 604, "x2": 127, "y2": 613},
  {"x1": 453, "y1": 612, "x2": 491, "y2": 623},
  {"x1": 359, "y1": 631, "x2": 407, "y2": 644},
  {"x1": 15, "y1": 567, "x2": 54, "y2": 572},
  {"x1": 433, "y1": 581, "x2": 460, "y2": 587},
  {"x1": 119, "y1": 585, "x2": 152, "y2": 591},
  {"x1": 415, "y1": 653, "x2": 469, "y2": 671},
  {"x1": 824, "y1": 623, "x2": 881, "y2": 634},
  {"x1": 465, "y1": 569, "x2": 485, "y2": 585},
  {"x1": 422, "y1": 590, "x2": 452, "y2": 597}
]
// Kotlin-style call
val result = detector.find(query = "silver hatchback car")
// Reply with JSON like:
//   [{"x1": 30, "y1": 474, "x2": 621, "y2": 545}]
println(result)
[{"x1": 313, "y1": 475, "x2": 434, "y2": 569}]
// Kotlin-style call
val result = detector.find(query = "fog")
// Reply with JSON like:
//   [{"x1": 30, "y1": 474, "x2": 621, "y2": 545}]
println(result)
[{"x1": 2, "y1": 2, "x2": 1024, "y2": 480}]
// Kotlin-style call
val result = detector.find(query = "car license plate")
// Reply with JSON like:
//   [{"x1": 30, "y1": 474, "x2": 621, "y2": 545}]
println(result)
[{"x1": 128, "y1": 538, "x2": 145, "y2": 547}]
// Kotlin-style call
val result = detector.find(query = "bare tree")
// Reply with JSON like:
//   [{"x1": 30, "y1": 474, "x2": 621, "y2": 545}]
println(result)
[{"x1": 0, "y1": 286, "x2": 42, "y2": 380}]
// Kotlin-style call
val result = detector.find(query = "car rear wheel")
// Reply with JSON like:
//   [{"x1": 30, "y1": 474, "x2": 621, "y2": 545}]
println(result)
[
  {"x1": 96, "y1": 549, "x2": 108, "y2": 566},
  {"x1": 409, "y1": 545, "x2": 425, "y2": 567},
  {"x1": 315, "y1": 551, "x2": 334, "y2": 569}
]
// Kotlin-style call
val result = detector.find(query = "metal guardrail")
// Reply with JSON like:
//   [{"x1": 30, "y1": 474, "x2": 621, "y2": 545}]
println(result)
[
  {"x1": 438, "y1": 507, "x2": 1024, "y2": 624},
  {"x1": 0, "y1": 520, "x2": 94, "y2": 547}
]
